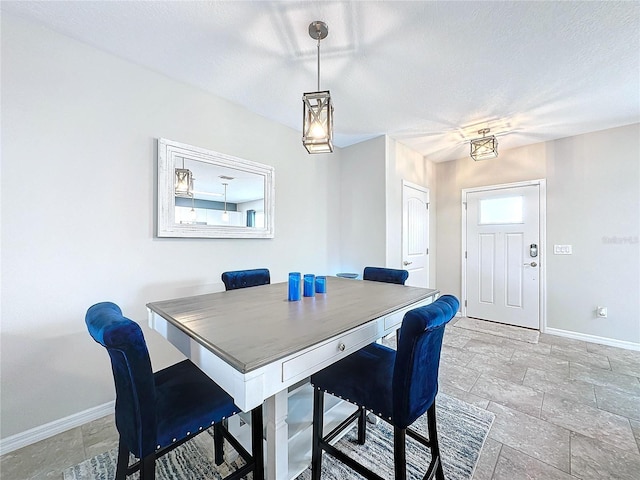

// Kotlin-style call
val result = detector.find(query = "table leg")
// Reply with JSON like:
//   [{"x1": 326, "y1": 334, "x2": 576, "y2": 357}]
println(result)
[{"x1": 265, "y1": 389, "x2": 289, "y2": 480}]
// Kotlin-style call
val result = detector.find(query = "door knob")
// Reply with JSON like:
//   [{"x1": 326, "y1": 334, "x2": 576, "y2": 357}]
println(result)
[
  {"x1": 403, "y1": 261, "x2": 412, "y2": 266},
  {"x1": 524, "y1": 262, "x2": 538, "y2": 267}
]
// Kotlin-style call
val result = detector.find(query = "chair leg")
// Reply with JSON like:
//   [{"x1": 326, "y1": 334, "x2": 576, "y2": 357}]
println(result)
[
  {"x1": 393, "y1": 427, "x2": 407, "y2": 480},
  {"x1": 357, "y1": 407, "x2": 367, "y2": 445},
  {"x1": 214, "y1": 422, "x2": 225, "y2": 465},
  {"x1": 251, "y1": 406, "x2": 265, "y2": 480},
  {"x1": 426, "y1": 403, "x2": 445, "y2": 480},
  {"x1": 115, "y1": 440, "x2": 129, "y2": 480},
  {"x1": 311, "y1": 387, "x2": 325, "y2": 480},
  {"x1": 139, "y1": 454, "x2": 155, "y2": 480}
]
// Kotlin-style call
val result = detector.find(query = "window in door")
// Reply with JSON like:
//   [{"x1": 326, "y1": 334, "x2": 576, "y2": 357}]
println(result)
[{"x1": 479, "y1": 196, "x2": 524, "y2": 225}]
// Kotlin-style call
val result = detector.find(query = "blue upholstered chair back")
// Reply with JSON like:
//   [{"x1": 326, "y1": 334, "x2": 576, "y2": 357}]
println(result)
[
  {"x1": 86, "y1": 302, "x2": 157, "y2": 458},
  {"x1": 221, "y1": 268, "x2": 270, "y2": 290},
  {"x1": 363, "y1": 266, "x2": 409, "y2": 285},
  {"x1": 392, "y1": 295, "x2": 459, "y2": 428}
]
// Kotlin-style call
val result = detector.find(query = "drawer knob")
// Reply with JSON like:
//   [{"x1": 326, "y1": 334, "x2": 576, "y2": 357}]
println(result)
[{"x1": 338, "y1": 342, "x2": 346, "y2": 352}]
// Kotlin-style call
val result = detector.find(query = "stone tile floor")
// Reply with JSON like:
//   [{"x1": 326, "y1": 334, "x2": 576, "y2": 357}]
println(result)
[{"x1": 2, "y1": 318, "x2": 639, "y2": 479}]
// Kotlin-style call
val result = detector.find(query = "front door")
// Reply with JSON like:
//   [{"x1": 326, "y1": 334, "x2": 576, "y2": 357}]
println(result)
[
  {"x1": 402, "y1": 181, "x2": 429, "y2": 287},
  {"x1": 465, "y1": 183, "x2": 541, "y2": 329}
]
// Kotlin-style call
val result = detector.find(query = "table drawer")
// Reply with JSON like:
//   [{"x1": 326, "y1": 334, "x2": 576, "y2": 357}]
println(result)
[
  {"x1": 282, "y1": 322, "x2": 377, "y2": 381},
  {"x1": 383, "y1": 309, "x2": 405, "y2": 331}
]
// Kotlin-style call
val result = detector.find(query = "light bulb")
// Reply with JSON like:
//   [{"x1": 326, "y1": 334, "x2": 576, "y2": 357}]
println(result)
[{"x1": 310, "y1": 122, "x2": 326, "y2": 139}]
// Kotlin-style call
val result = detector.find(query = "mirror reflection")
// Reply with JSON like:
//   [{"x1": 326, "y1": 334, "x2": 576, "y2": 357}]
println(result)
[
  {"x1": 157, "y1": 138, "x2": 275, "y2": 239},
  {"x1": 174, "y1": 158, "x2": 266, "y2": 228}
]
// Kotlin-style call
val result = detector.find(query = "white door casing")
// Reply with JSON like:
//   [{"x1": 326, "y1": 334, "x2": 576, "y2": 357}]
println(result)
[
  {"x1": 463, "y1": 181, "x2": 545, "y2": 329},
  {"x1": 402, "y1": 180, "x2": 429, "y2": 287}
]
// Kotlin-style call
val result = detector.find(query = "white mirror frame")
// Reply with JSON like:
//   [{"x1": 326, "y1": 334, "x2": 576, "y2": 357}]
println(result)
[{"x1": 157, "y1": 138, "x2": 275, "y2": 238}]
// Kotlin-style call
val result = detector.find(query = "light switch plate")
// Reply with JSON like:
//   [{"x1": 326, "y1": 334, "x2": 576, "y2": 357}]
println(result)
[{"x1": 554, "y1": 245, "x2": 572, "y2": 255}]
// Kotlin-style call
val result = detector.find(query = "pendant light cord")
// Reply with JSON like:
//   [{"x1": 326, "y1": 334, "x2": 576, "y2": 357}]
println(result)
[{"x1": 316, "y1": 36, "x2": 321, "y2": 91}]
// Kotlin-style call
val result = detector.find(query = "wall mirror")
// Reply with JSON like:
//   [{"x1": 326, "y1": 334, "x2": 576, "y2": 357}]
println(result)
[{"x1": 157, "y1": 138, "x2": 275, "y2": 238}]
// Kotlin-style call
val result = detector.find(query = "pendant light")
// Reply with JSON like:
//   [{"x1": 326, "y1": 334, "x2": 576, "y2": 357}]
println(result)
[
  {"x1": 470, "y1": 128, "x2": 498, "y2": 161},
  {"x1": 302, "y1": 21, "x2": 334, "y2": 154},
  {"x1": 174, "y1": 157, "x2": 194, "y2": 197},
  {"x1": 221, "y1": 182, "x2": 229, "y2": 222},
  {"x1": 189, "y1": 195, "x2": 197, "y2": 223}
]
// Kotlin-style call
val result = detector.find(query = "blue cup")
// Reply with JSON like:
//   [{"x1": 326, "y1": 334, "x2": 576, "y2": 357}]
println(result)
[
  {"x1": 315, "y1": 276, "x2": 327, "y2": 294},
  {"x1": 288, "y1": 272, "x2": 301, "y2": 301},
  {"x1": 303, "y1": 274, "x2": 315, "y2": 297}
]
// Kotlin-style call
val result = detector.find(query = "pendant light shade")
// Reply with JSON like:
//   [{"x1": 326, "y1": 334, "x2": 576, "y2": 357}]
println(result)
[
  {"x1": 175, "y1": 157, "x2": 194, "y2": 197},
  {"x1": 303, "y1": 91, "x2": 333, "y2": 154},
  {"x1": 302, "y1": 21, "x2": 334, "y2": 154},
  {"x1": 470, "y1": 128, "x2": 498, "y2": 161}
]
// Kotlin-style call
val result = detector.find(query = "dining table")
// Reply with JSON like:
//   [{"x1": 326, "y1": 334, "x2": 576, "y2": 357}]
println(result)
[{"x1": 147, "y1": 275, "x2": 439, "y2": 480}]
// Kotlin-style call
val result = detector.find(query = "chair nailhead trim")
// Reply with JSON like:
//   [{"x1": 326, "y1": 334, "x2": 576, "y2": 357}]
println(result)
[
  {"x1": 157, "y1": 444, "x2": 161, "y2": 449},
  {"x1": 322, "y1": 388, "x2": 394, "y2": 422},
  {"x1": 172, "y1": 437, "x2": 177, "y2": 442},
  {"x1": 187, "y1": 431, "x2": 191, "y2": 435}
]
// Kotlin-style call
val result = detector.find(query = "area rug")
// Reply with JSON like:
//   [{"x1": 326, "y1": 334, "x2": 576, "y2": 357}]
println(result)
[
  {"x1": 64, "y1": 394, "x2": 494, "y2": 480},
  {"x1": 454, "y1": 317, "x2": 540, "y2": 344}
]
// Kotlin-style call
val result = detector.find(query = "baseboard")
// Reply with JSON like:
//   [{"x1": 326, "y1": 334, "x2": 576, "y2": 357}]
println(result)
[
  {"x1": 544, "y1": 327, "x2": 640, "y2": 352},
  {"x1": 0, "y1": 401, "x2": 114, "y2": 456}
]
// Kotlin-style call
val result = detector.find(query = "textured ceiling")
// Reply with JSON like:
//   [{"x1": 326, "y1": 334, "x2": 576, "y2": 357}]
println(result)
[{"x1": 2, "y1": 1, "x2": 639, "y2": 162}]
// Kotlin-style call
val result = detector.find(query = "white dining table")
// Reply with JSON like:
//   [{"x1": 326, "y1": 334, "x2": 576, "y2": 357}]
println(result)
[{"x1": 147, "y1": 276, "x2": 438, "y2": 480}]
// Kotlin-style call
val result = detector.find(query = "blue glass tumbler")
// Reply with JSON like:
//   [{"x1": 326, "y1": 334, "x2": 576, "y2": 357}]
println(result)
[
  {"x1": 315, "y1": 276, "x2": 327, "y2": 294},
  {"x1": 303, "y1": 274, "x2": 315, "y2": 297},
  {"x1": 288, "y1": 272, "x2": 301, "y2": 301}
]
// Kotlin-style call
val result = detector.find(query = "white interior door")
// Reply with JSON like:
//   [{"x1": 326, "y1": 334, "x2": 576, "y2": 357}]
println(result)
[
  {"x1": 402, "y1": 181, "x2": 429, "y2": 287},
  {"x1": 465, "y1": 184, "x2": 540, "y2": 329}
]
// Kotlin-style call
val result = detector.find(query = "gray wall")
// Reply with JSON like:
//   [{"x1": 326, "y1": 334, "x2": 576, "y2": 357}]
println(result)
[
  {"x1": 1, "y1": 14, "x2": 341, "y2": 439},
  {"x1": 338, "y1": 136, "x2": 387, "y2": 275},
  {"x1": 337, "y1": 136, "x2": 438, "y2": 286},
  {"x1": 545, "y1": 126, "x2": 639, "y2": 342},
  {"x1": 435, "y1": 124, "x2": 640, "y2": 345}
]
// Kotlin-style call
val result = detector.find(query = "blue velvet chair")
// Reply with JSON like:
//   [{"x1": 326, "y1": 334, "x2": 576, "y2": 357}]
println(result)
[
  {"x1": 86, "y1": 302, "x2": 264, "y2": 480},
  {"x1": 221, "y1": 268, "x2": 271, "y2": 290},
  {"x1": 363, "y1": 266, "x2": 409, "y2": 285},
  {"x1": 310, "y1": 295, "x2": 459, "y2": 480}
]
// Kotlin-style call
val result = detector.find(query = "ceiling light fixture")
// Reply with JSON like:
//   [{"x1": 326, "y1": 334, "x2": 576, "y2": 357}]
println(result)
[
  {"x1": 174, "y1": 157, "x2": 194, "y2": 197},
  {"x1": 470, "y1": 128, "x2": 498, "y2": 161},
  {"x1": 302, "y1": 21, "x2": 333, "y2": 154}
]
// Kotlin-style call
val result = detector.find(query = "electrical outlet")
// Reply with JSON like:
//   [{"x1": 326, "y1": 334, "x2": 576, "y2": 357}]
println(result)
[
  {"x1": 597, "y1": 306, "x2": 608, "y2": 318},
  {"x1": 554, "y1": 245, "x2": 572, "y2": 255}
]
